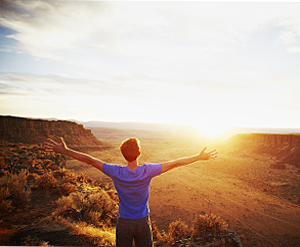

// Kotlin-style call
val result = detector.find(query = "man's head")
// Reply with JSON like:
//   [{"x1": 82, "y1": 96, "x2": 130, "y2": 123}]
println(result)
[{"x1": 120, "y1": 137, "x2": 141, "y2": 162}]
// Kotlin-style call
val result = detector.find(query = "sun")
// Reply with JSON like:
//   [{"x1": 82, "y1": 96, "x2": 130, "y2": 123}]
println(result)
[{"x1": 192, "y1": 122, "x2": 231, "y2": 141}]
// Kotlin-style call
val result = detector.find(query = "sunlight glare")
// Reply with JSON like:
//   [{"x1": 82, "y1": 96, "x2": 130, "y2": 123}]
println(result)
[{"x1": 193, "y1": 122, "x2": 231, "y2": 141}]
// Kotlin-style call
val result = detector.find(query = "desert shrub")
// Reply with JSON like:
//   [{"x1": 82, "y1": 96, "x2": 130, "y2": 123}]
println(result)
[
  {"x1": 153, "y1": 220, "x2": 191, "y2": 245},
  {"x1": 59, "y1": 182, "x2": 77, "y2": 195},
  {"x1": 53, "y1": 169, "x2": 79, "y2": 195},
  {"x1": 152, "y1": 220, "x2": 163, "y2": 242},
  {"x1": 0, "y1": 187, "x2": 12, "y2": 214},
  {"x1": 53, "y1": 169, "x2": 77, "y2": 184},
  {"x1": 88, "y1": 190, "x2": 117, "y2": 221},
  {"x1": 54, "y1": 189, "x2": 118, "y2": 226},
  {"x1": 165, "y1": 220, "x2": 191, "y2": 244},
  {"x1": 0, "y1": 155, "x2": 4, "y2": 167},
  {"x1": 73, "y1": 221, "x2": 115, "y2": 246},
  {"x1": 154, "y1": 214, "x2": 229, "y2": 246},
  {"x1": 23, "y1": 236, "x2": 51, "y2": 246},
  {"x1": 0, "y1": 170, "x2": 30, "y2": 215},
  {"x1": 36, "y1": 171, "x2": 58, "y2": 192},
  {"x1": 54, "y1": 195, "x2": 74, "y2": 216},
  {"x1": 54, "y1": 192, "x2": 87, "y2": 220},
  {"x1": 35, "y1": 170, "x2": 77, "y2": 196},
  {"x1": 106, "y1": 189, "x2": 118, "y2": 203},
  {"x1": 26, "y1": 173, "x2": 40, "y2": 186},
  {"x1": 76, "y1": 173, "x2": 93, "y2": 184},
  {"x1": 43, "y1": 159, "x2": 53, "y2": 168},
  {"x1": 192, "y1": 213, "x2": 228, "y2": 237}
]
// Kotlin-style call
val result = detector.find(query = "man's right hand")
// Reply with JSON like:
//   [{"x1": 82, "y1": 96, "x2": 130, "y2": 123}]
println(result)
[
  {"x1": 44, "y1": 137, "x2": 67, "y2": 154},
  {"x1": 44, "y1": 137, "x2": 105, "y2": 172},
  {"x1": 198, "y1": 147, "x2": 218, "y2": 160}
]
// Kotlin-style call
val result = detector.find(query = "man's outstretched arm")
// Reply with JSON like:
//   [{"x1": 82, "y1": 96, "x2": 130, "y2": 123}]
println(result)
[
  {"x1": 44, "y1": 137, "x2": 105, "y2": 172},
  {"x1": 161, "y1": 147, "x2": 217, "y2": 174}
]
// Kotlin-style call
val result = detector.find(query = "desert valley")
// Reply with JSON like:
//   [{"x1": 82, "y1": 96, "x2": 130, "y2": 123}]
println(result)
[{"x1": 1, "y1": 116, "x2": 300, "y2": 246}]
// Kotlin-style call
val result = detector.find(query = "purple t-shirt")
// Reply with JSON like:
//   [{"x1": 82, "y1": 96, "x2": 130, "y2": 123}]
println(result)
[{"x1": 102, "y1": 163, "x2": 162, "y2": 220}]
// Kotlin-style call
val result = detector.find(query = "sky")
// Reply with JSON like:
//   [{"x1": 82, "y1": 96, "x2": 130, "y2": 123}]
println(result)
[{"x1": 1, "y1": 0, "x2": 300, "y2": 136}]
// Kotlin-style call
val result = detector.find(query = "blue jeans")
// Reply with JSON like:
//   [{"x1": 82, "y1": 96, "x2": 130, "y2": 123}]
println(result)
[{"x1": 116, "y1": 215, "x2": 153, "y2": 247}]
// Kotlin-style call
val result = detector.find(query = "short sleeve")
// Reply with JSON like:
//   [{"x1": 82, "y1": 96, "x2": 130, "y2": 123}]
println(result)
[
  {"x1": 102, "y1": 163, "x2": 120, "y2": 178},
  {"x1": 146, "y1": 163, "x2": 162, "y2": 178}
]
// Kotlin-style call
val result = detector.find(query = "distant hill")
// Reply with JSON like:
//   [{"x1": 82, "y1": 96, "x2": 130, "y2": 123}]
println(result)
[
  {"x1": 81, "y1": 120, "x2": 190, "y2": 132},
  {"x1": 0, "y1": 115, "x2": 106, "y2": 150},
  {"x1": 80, "y1": 120, "x2": 205, "y2": 141}
]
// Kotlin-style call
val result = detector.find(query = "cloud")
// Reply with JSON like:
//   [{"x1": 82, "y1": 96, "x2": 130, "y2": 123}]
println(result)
[
  {"x1": 0, "y1": 72, "x2": 195, "y2": 122},
  {"x1": 280, "y1": 30, "x2": 297, "y2": 45},
  {"x1": 0, "y1": 72, "x2": 183, "y2": 101},
  {"x1": 2, "y1": 1, "x2": 300, "y2": 66},
  {"x1": 279, "y1": 30, "x2": 300, "y2": 53},
  {"x1": 0, "y1": 73, "x2": 104, "y2": 97},
  {"x1": 0, "y1": 0, "x2": 112, "y2": 61}
]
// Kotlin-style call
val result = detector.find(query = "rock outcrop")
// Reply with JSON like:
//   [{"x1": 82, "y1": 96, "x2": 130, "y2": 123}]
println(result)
[
  {"x1": 229, "y1": 133, "x2": 300, "y2": 168},
  {"x1": 231, "y1": 133, "x2": 300, "y2": 147},
  {"x1": 0, "y1": 116, "x2": 104, "y2": 149}
]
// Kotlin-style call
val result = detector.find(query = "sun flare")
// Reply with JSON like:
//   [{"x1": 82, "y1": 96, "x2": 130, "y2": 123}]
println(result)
[{"x1": 193, "y1": 123, "x2": 231, "y2": 141}]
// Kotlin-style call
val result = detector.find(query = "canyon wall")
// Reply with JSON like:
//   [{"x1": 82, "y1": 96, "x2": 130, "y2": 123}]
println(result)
[
  {"x1": 0, "y1": 116, "x2": 105, "y2": 149},
  {"x1": 232, "y1": 133, "x2": 300, "y2": 147},
  {"x1": 230, "y1": 133, "x2": 300, "y2": 167}
]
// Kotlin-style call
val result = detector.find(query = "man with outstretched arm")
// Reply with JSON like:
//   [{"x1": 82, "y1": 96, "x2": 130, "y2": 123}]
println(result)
[{"x1": 44, "y1": 137, "x2": 217, "y2": 247}]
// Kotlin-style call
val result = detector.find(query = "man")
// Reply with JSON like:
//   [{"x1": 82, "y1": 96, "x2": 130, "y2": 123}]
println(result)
[{"x1": 44, "y1": 137, "x2": 217, "y2": 247}]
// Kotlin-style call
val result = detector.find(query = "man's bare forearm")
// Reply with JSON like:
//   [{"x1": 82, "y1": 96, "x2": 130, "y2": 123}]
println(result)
[
  {"x1": 170, "y1": 155, "x2": 200, "y2": 168},
  {"x1": 44, "y1": 138, "x2": 104, "y2": 171},
  {"x1": 161, "y1": 154, "x2": 201, "y2": 173},
  {"x1": 63, "y1": 148, "x2": 93, "y2": 164},
  {"x1": 161, "y1": 147, "x2": 217, "y2": 174},
  {"x1": 63, "y1": 148, "x2": 104, "y2": 171}
]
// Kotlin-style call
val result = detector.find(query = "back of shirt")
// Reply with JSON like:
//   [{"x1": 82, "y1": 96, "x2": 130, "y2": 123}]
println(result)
[{"x1": 103, "y1": 163, "x2": 162, "y2": 219}]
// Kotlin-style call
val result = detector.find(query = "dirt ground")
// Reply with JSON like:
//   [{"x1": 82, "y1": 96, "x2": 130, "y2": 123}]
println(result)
[{"x1": 67, "y1": 138, "x2": 300, "y2": 247}]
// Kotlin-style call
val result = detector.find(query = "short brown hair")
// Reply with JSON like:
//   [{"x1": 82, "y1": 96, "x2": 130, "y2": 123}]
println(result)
[{"x1": 120, "y1": 138, "x2": 141, "y2": 162}]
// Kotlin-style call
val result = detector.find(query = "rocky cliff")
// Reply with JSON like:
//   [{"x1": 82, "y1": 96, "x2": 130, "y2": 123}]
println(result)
[
  {"x1": 0, "y1": 116, "x2": 104, "y2": 149},
  {"x1": 232, "y1": 133, "x2": 300, "y2": 147},
  {"x1": 230, "y1": 133, "x2": 300, "y2": 167}
]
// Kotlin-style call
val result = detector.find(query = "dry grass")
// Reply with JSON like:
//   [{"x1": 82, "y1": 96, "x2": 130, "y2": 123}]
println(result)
[
  {"x1": 54, "y1": 188, "x2": 118, "y2": 227},
  {"x1": 72, "y1": 221, "x2": 115, "y2": 246},
  {"x1": 0, "y1": 170, "x2": 30, "y2": 216},
  {"x1": 154, "y1": 214, "x2": 229, "y2": 246},
  {"x1": 165, "y1": 219, "x2": 191, "y2": 244},
  {"x1": 23, "y1": 236, "x2": 51, "y2": 246},
  {"x1": 192, "y1": 213, "x2": 228, "y2": 236}
]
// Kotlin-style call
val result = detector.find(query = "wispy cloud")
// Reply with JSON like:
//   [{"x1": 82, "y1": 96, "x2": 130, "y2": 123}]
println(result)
[
  {"x1": 0, "y1": 72, "x2": 184, "y2": 100},
  {"x1": 1, "y1": 0, "x2": 111, "y2": 61},
  {"x1": 2, "y1": 1, "x2": 300, "y2": 66}
]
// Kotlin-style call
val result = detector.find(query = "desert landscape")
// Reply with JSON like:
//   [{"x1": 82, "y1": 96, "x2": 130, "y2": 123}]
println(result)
[
  {"x1": 1, "y1": 116, "x2": 300, "y2": 246},
  {"x1": 2, "y1": 2, "x2": 300, "y2": 246},
  {"x1": 69, "y1": 132, "x2": 300, "y2": 247}
]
